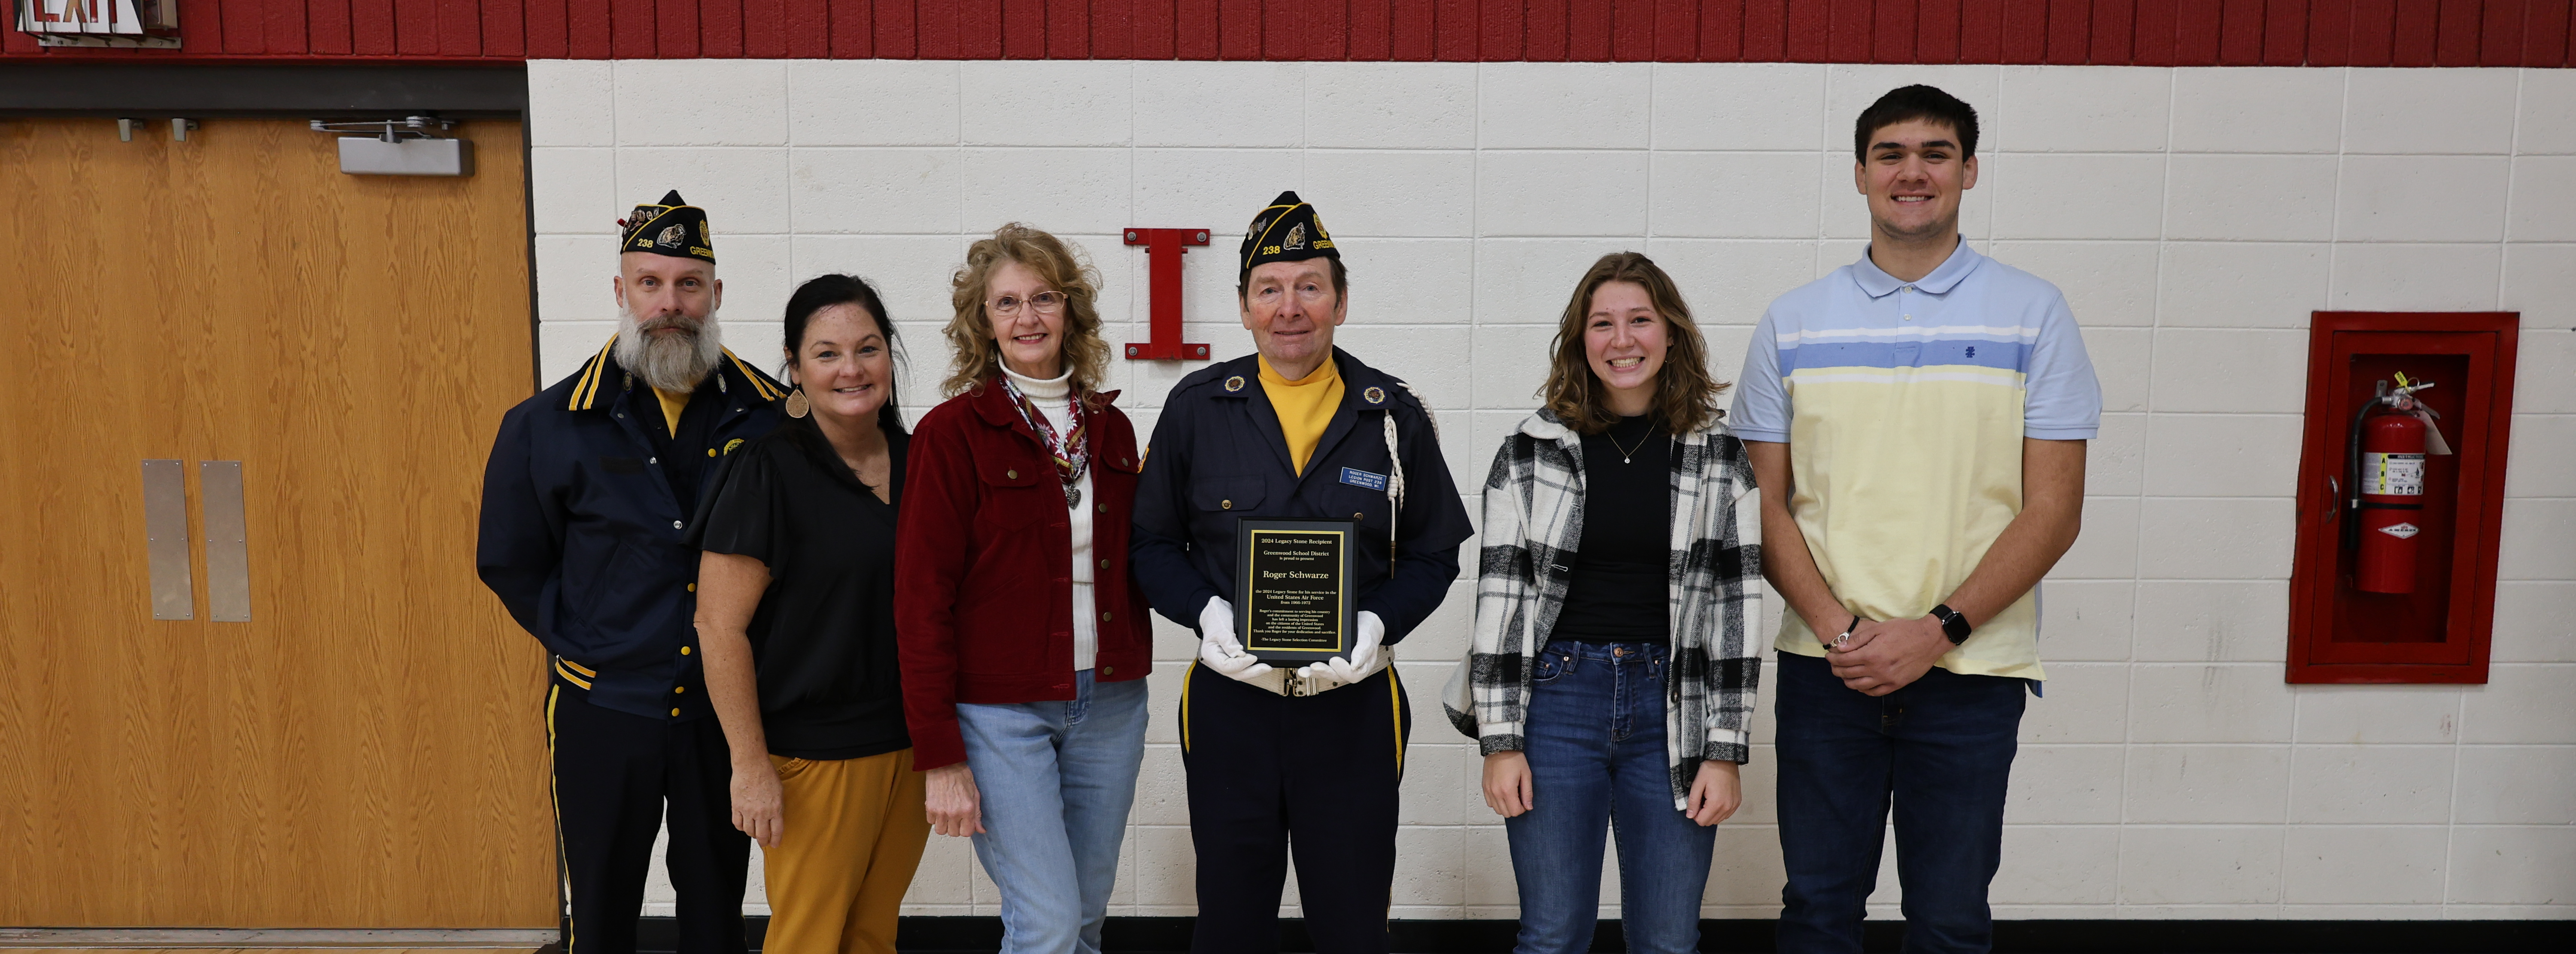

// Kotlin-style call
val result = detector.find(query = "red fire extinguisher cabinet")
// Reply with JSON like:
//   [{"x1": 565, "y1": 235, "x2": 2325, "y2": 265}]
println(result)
[{"x1": 2287, "y1": 312, "x2": 2520, "y2": 684}]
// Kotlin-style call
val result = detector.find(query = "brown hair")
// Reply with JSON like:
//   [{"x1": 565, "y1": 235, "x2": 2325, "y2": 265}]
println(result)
[
  {"x1": 942, "y1": 223, "x2": 1110, "y2": 397},
  {"x1": 1540, "y1": 252, "x2": 1728, "y2": 436}
]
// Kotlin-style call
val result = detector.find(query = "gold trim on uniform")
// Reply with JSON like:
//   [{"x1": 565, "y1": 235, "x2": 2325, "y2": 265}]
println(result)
[
  {"x1": 1388, "y1": 668, "x2": 1406, "y2": 778},
  {"x1": 1180, "y1": 661, "x2": 1196, "y2": 753},
  {"x1": 546, "y1": 684, "x2": 579, "y2": 954},
  {"x1": 724, "y1": 350, "x2": 784, "y2": 401},
  {"x1": 570, "y1": 336, "x2": 619, "y2": 411}
]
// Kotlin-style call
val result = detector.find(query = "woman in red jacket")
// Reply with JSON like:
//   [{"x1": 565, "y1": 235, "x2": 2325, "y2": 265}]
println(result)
[{"x1": 893, "y1": 223, "x2": 1152, "y2": 954}]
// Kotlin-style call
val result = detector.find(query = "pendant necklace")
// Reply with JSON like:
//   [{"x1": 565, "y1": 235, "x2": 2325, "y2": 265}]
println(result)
[{"x1": 1607, "y1": 423, "x2": 1654, "y2": 464}]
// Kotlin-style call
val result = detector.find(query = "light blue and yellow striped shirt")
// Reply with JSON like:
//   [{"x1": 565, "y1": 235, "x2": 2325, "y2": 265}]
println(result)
[{"x1": 1732, "y1": 241, "x2": 2101, "y2": 681}]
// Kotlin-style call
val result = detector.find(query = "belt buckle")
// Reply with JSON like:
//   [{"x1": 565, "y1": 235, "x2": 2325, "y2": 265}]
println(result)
[{"x1": 1286, "y1": 672, "x2": 1316, "y2": 697}]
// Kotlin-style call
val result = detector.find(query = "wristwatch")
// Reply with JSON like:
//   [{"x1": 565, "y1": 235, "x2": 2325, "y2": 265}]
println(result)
[{"x1": 1930, "y1": 604, "x2": 1972, "y2": 644}]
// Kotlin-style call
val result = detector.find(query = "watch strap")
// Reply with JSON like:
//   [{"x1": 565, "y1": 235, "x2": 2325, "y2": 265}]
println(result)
[{"x1": 1931, "y1": 603, "x2": 1972, "y2": 644}]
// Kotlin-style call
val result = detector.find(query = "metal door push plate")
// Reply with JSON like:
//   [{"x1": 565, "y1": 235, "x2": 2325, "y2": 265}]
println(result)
[{"x1": 140, "y1": 459, "x2": 191, "y2": 620}]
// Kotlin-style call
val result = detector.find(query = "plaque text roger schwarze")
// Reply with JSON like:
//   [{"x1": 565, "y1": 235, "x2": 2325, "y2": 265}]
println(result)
[{"x1": 1233, "y1": 518, "x2": 1358, "y2": 667}]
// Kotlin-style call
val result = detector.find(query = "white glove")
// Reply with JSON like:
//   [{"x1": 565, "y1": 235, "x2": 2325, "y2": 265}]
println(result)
[
  {"x1": 1298, "y1": 611, "x2": 1385, "y2": 684},
  {"x1": 1196, "y1": 596, "x2": 1275, "y2": 683}
]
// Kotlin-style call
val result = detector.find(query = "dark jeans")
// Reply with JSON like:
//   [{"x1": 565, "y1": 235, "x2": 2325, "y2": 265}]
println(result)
[
  {"x1": 1773, "y1": 651, "x2": 2026, "y2": 954},
  {"x1": 1504, "y1": 641, "x2": 1714, "y2": 954}
]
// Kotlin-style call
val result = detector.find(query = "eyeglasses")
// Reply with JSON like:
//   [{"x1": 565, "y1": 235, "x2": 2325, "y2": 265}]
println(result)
[{"x1": 989, "y1": 290, "x2": 1066, "y2": 317}]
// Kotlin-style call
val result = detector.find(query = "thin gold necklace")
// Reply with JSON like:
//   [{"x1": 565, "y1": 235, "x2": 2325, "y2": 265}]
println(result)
[{"x1": 1607, "y1": 421, "x2": 1656, "y2": 464}]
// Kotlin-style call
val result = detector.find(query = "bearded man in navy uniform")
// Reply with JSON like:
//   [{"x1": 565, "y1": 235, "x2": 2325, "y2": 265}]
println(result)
[
  {"x1": 1132, "y1": 191, "x2": 1474, "y2": 954},
  {"x1": 478, "y1": 191, "x2": 788, "y2": 954}
]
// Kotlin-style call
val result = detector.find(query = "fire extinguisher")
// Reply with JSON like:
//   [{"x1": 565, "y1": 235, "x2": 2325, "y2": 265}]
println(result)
[{"x1": 2343, "y1": 374, "x2": 2444, "y2": 594}]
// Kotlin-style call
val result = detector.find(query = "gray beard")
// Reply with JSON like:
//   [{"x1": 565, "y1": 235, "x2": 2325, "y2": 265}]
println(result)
[{"x1": 615, "y1": 306, "x2": 725, "y2": 393}]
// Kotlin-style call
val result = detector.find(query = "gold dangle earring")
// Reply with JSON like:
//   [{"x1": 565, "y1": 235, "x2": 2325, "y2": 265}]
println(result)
[{"x1": 785, "y1": 385, "x2": 810, "y2": 418}]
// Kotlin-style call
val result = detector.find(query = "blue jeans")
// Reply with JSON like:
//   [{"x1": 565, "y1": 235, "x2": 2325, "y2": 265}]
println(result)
[
  {"x1": 1774, "y1": 651, "x2": 2027, "y2": 954},
  {"x1": 1504, "y1": 641, "x2": 1714, "y2": 954},
  {"x1": 956, "y1": 670, "x2": 1149, "y2": 954}
]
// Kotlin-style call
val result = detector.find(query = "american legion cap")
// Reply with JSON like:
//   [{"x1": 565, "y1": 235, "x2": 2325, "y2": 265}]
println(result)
[
  {"x1": 619, "y1": 190, "x2": 715, "y2": 264},
  {"x1": 1238, "y1": 190, "x2": 1337, "y2": 283}
]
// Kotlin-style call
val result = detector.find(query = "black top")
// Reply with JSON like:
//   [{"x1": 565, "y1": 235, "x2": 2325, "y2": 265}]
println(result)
[
  {"x1": 693, "y1": 419, "x2": 911, "y2": 760},
  {"x1": 1551, "y1": 413, "x2": 1673, "y2": 644}
]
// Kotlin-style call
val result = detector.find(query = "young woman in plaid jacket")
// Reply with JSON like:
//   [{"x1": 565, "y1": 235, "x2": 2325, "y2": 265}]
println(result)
[{"x1": 1442, "y1": 252, "x2": 1765, "y2": 954}]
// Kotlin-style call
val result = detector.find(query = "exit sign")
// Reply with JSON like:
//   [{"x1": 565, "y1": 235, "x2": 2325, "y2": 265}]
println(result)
[{"x1": 16, "y1": 0, "x2": 179, "y2": 49}]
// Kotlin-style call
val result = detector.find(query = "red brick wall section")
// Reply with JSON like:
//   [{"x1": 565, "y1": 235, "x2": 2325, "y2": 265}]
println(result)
[{"x1": 6, "y1": 0, "x2": 2571, "y2": 64}]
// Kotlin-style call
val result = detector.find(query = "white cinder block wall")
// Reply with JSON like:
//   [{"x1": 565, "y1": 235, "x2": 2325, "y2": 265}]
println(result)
[{"x1": 527, "y1": 60, "x2": 2576, "y2": 920}]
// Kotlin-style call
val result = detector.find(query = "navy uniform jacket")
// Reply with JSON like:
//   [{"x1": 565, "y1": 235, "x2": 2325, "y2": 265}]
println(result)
[
  {"x1": 1132, "y1": 348, "x2": 1473, "y2": 644},
  {"x1": 477, "y1": 339, "x2": 788, "y2": 720}
]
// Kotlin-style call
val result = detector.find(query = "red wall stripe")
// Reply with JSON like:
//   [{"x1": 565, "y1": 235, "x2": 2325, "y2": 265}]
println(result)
[
  {"x1": 2479, "y1": 0, "x2": 2523, "y2": 63},
  {"x1": 1437, "y1": 0, "x2": 1476, "y2": 60},
  {"x1": 1784, "y1": 0, "x2": 1831, "y2": 59},
  {"x1": 2265, "y1": 0, "x2": 2308, "y2": 63},
  {"x1": 1701, "y1": 0, "x2": 1744, "y2": 61},
  {"x1": 1831, "y1": 0, "x2": 1874, "y2": 61},
  {"x1": 2046, "y1": 0, "x2": 2088, "y2": 63},
  {"x1": 1914, "y1": 0, "x2": 1958, "y2": 60},
  {"x1": 1394, "y1": 0, "x2": 1440, "y2": 60},
  {"x1": 2090, "y1": 0, "x2": 2132, "y2": 60},
  {"x1": 310, "y1": 0, "x2": 352, "y2": 53},
  {"x1": 953, "y1": 0, "x2": 994, "y2": 58},
  {"x1": 1222, "y1": 0, "x2": 1263, "y2": 60},
  {"x1": 1517, "y1": 0, "x2": 1561, "y2": 58},
  {"x1": 4, "y1": 0, "x2": 2568, "y2": 64},
  {"x1": 2533, "y1": 0, "x2": 2574, "y2": 64},
  {"x1": 485, "y1": 0, "x2": 527, "y2": 55},
  {"x1": 2436, "y1": 0, "x2": 2481, "y2": 61},
  {"x1": 2306, "y1": 0, "x2": 2348, "y2": 62},
  {"x1": 699, "y1": 0, "x2": 738, "y2": 56},
  {"x1": 1482, "y1": 0, "x2": 1522, "y2": 60},
  {"x1": 2216, "y1": 0, "x2": 2257, "y2": 62},
  {"x1": 1874, "y1": 0, "x2": 1919, "y2": 63},
  {"x1": 2392, "y1": 0, "x2": 2438, "y2": 62},
  {"x1": 2000, "y1": 0, "x2": 2046, "y2": 61},
  {"x1": 220, "y1": 0, "x2": 262, "y2": 51},
  {"x1": 737, "y1": 0, "x2": 778, "y2": 56},
  {"x1": 440, "y1": 0, "x2": 482, "y2": 53},
  {"x1": 1959, "y1": 0, "x2": 2004, "y2": 59},
  {"x1": 265, "y1": 0, "x2": 305, "y2": 53}
]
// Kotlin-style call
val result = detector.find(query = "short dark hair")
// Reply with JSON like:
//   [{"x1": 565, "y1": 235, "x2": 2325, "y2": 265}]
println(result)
[
  {"x1": 1236, "y1": 256, "x2": 1348, "y2": 303},
  {"x1": 1854, "y1": 84, "x2": 1980, "y2": 162},
  {"x1": 782, "y1": 273, "x2": 906, "y2": 433}
]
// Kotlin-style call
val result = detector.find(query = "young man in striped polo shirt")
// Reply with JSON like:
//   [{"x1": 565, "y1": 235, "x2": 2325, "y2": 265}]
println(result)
[{"x1": 1731, "y1": 85, "x2": 2102, "y2": 954}]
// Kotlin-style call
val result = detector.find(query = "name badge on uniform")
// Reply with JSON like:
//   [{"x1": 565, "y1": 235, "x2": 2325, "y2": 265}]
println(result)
[{"x1": 1338, "y1": 467, "x2": 1388, "y2": 491}]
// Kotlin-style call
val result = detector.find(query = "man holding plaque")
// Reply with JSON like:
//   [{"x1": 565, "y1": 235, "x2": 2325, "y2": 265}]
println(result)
[{"x1": 1132, "y1": 191, "x2": 1473, "y2": 954}]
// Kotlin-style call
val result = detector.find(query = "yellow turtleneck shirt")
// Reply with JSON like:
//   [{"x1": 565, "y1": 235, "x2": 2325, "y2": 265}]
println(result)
[{"x1": 1258, "y1": 354, "x2": 1343, "y2": 476}]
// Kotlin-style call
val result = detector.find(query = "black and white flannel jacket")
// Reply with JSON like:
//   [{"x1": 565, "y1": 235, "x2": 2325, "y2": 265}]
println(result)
[{"x1": 1441, "y1": 408, "x2": 1765, "y2": 808}]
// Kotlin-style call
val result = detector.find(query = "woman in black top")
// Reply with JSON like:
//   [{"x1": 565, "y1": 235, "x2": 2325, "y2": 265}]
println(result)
[
  {"x1": 1458, "y1": 252, "x2": 1764, "y2": 954},
  {"x1": 692, "y1": 274, "x2": 926, "y2": 954}
]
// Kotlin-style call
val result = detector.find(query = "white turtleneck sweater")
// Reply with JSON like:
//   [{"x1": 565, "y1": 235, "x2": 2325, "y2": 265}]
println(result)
[{"x1": 1002, "y1": 365, "x2": 1099, "y2": 672}]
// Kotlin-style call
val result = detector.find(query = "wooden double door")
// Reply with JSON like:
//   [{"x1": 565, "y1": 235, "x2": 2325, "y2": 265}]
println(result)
[{"x1": 0, "y1": 118, "x2": 554, "y2": 929}]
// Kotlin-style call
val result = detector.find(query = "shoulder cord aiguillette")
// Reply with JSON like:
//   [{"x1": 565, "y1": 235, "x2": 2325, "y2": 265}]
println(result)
[{"x1": 1379, "y1": 382, "x2": 1437, "y2": 575}]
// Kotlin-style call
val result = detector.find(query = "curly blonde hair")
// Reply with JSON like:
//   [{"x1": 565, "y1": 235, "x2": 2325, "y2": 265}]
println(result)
[
  {"x1": 1540, "y1": 252, "x2": 1728, "y2": 436},
  {"x1": 942, "y1": 224, "x2": 1110, "y2": 397}
]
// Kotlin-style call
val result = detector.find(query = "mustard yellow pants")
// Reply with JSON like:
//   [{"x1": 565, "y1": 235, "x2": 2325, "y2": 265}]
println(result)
[{"x1": 762, "y1": 748, "x2": 931, "y2": 954}]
